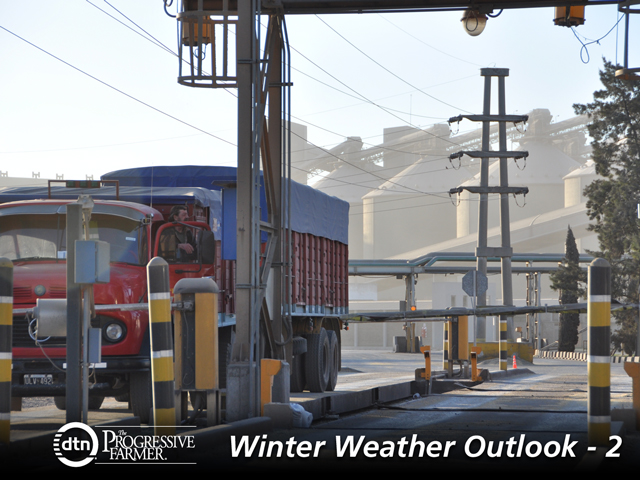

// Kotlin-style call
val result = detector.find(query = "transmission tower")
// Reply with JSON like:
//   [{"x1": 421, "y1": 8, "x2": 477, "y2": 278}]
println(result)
[{"x1": 449, "y1": 68, "x2": 528, "y2": 371}]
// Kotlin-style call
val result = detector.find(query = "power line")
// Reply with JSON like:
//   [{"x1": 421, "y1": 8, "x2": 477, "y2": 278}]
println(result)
[
  {"x1": 288, "y1": 42, "x2": 463, "y2": 148},
  {"x1": 314, "y1": 14, "x2": 474, "y2": 114},
  {"x1": 86, "y1": 0, "x2": 175, "y2": 56},
  {"x1": 288, "y1": 129, "x2": 452, "y2": 199},
  {"x1": 376, "y1": 14, "x2": 485, "y2": 68},
  {"x1": 288, "y1": 114, "x2": 451, "y2": 159},
  {"x1": 0, "y1": 24, "x2": 237, "y2": 148},
  {"x1": 290, "y1": 63, "x2": 476, "y2": 121}
]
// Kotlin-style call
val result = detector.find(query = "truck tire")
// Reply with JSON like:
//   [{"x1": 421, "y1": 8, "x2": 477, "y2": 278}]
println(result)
[
  {"x1": 130, "y1": 371, "x2": 152, "y2": 424},
  {"x1": 326, "y1": 330, "x2": 339, "y2": 392},
  {"x1": 290, "y1": 353, "x2": 306, "y2": 392},
  {"x1": 305, "y1": 328, "x2": 330, "y2": 393},
  {"x1": 53, "y1": 395, "x2": 105, "y2": 411},
  {"x1": 290, "y1": 336, "x2": 307, "y2": 392}
]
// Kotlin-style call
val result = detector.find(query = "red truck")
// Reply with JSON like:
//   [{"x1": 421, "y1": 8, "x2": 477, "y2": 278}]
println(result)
[{"x1": 1, "y1": 166, "x2": 349, "y2": 422}]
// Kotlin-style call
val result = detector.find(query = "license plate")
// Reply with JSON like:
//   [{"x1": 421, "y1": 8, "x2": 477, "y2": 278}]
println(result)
[{"x1": 23, "y1": 374, "x2": 53, "y2": 385}]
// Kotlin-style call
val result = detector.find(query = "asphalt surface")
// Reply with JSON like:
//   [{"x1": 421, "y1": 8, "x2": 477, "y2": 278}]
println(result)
[{"x1": 2, "y1": 349, "x2": 639, "y2": 473}]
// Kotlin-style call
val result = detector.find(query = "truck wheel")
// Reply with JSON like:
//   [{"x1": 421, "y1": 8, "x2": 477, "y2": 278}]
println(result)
[
  {"x1": 290, "y1": 353, "x2": 306, "y2": 392},
  {"x1": 305, "y1": 328, "x2": 330, "y2": 393},
  {"x1": 130, "y1": 371, "x2": 152, "y2": 424},
  {"x1": 115, "y1": 393, "x2": 130, "y2": 403},
  {"x1": 54, "y1": 396, "x2": 65, "y2": 410},
  {"x1": 53, "y1": 395, "x2": 105, "y2": 410},
  {"x1": 326, "y1": 330, "x2": 339, "y2": 392}
]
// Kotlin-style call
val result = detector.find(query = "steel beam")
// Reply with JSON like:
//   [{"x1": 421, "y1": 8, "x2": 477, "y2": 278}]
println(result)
[{"x1": 264, "y1": 0, "x2": 624, "y2": 15}]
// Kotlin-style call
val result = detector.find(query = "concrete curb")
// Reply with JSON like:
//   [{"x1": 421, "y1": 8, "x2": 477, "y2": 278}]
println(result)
[{"x1": 536, "y1": 350, "x2": 640, "y2": 363}]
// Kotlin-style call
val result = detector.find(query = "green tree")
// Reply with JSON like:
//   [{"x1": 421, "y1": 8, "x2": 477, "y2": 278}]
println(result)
[
  {"x1": 550, "y1": 226, "x2": 586, "y2": 352},
  {"x1": 573, "y1": 59, "x2": 640, "y2": 355}
]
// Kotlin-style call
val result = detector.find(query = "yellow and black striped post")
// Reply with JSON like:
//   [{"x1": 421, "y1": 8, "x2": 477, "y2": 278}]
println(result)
[
  {"x1": 420, "y1": 346, "x2": 431, "y2": 381},
  {"x1": 587, "y1": 258, "x2": 611, "y2": 447},
  {"x1": 470, "y1": 346, "x2": 482, "y2": 382},
  {"x1": 147, "y1": 257, "x2": 176, "y2": 435},
  {"x1": 443, "y1": 321, "x2": 449, "y2": 370},
  {"x1": 0, "y1": 258, "x2": 13, "y2": 446},
  {"x1": 499, "y1": 315, "x2": 508, "y2": 371},
  {"x1": 450, "y1": 316, "x2": 469, "y2": 362}
]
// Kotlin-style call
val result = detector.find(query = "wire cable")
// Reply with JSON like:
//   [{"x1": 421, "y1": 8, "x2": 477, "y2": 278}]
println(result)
[
  {"x1": 315, "y1": 14, "x2": 473, "y2": 114},
  {"x1": 0, "y1": 24, "x2": 237, "y2": 147}
]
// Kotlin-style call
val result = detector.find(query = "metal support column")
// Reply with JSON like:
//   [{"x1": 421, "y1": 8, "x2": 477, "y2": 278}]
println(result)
[
  {"x1": 404, "y1": 274, "x2": 417, "y2": 352},
  {"x1": 229, "y1": 0, "x2": 262, "y2": 420},
  {"x1": 228, "y1": 8, "x2": 290, "y2": 421},
  {"x1": 475, "y1": 74, "x2": 491, "y2": 344},
  {"x1": 65, "y1": 203, "x2": 83, "y2": 423},
  {"x1": 448, "y1": 68, "x2": 529, "y2": 371}
]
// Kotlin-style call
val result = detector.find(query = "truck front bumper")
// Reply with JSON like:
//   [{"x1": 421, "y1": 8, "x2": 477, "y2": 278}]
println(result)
[{"x1": 10, "y1": 356, "x2": 150, "y2": 397}]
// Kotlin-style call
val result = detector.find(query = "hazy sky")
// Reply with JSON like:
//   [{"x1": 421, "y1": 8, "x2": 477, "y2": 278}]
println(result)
[{"x1": 0, "y1": 1, "x2": 637, "y2": 183}]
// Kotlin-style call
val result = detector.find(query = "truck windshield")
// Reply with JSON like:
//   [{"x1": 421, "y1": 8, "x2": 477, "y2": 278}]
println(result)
[{"x1": 0, "y1": 213, "x2": 146, "y2": 265}]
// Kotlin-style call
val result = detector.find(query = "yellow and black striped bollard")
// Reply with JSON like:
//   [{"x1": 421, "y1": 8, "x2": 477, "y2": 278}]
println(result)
[
  {"x1": 0, "y1": 258, "x2": 13, "y2": 446},
  {"x1": 443, "y1": 321, "x2": 449, "y2": 371},
  {"x1": 499, "y1": 315, "x2": 508, "y2": 371},
  {"x1": 420, "y1": 346, "x2": 431, "y2": 381},
  {"x1": 147, "y1": 257, "x2": 176, "y2": 435},
  {"x1": 587, "y1": 258, "x2": 611, "y2": 447}
]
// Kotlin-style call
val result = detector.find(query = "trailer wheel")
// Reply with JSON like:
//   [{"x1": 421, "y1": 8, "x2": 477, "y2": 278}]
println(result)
[
  {"x1": 326, "y1": 330, "x2": 339, "y2": 392},
  {"x1": 130, "y1": 371, "x2": 152, "y2": 424},
  {"x1": 305, "y1": 328, "x2": 330, "y2": 393}
]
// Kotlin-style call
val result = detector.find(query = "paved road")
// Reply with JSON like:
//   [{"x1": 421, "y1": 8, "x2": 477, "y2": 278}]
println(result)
[
  {"x1": 208, "y1": 351, "x2": 640, "y2": 473},
  {"x1": 3, "y1": 349, "x2": 639, "y2": 473}
]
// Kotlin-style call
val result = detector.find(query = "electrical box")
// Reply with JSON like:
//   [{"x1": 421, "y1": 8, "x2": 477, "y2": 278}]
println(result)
[{"x1": 75, "y1": 240, "x2": 110, "y2": 284}]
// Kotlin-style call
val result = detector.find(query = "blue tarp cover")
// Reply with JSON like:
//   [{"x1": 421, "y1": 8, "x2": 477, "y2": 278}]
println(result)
[
  {"x1": 102, "y1": 166, "x2": 349, "y2": 245},
  {"x1": 0, "y1": 185, "x2": 222, "y2": 227}
]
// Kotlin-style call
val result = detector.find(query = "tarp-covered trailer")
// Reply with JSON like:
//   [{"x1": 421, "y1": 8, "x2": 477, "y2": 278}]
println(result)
[{"x1": 101, "y1": 166, "x2": 350, "y2": 393}]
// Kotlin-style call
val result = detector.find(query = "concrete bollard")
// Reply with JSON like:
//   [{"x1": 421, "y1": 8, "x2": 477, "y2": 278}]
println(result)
[
  {"x1": 147, "y1": 257, "x2": 175, "y2": 435},
  {"x1": 0, "y1": 258, "x2": 13, "y2": 446},
  {"x1": 587, "y1": 258, "x2": 611, "y2": 447}
]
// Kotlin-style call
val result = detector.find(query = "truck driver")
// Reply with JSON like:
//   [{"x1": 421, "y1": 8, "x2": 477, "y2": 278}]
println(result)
[{"x1": 159, "y1": 205, "x2": 197, "y2": 262}]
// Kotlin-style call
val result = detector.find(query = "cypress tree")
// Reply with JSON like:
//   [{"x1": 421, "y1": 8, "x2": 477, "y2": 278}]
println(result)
[{"x1": 550, "y1": 226, "x2": 586, "y2": 352}]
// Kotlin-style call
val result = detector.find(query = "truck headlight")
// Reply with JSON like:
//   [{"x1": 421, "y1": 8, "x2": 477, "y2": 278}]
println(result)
[{"x1": 104, "y1": 322, "x2": 125, "y2": 343}]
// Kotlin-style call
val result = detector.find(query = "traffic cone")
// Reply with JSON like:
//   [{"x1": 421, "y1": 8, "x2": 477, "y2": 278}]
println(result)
[{"x1": 512, "y1": 354, "x2": 517, "y2": 369}]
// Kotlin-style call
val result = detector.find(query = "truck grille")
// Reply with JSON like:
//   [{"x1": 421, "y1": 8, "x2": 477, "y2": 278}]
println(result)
[
  {"x1": 13, "y1": 285, "x2": 66, "y2": 302},
  {"x1": 13, "y1": 286, "x2": 31, "y2": 300},
  {"x1": 12, "y1": 314, "x2": 66, "y2": 349}
]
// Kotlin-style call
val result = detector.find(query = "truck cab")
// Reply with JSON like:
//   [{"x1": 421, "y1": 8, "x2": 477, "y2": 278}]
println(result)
[{"x1": 0, "y1": 184, "x2": 225, "y2": 421}]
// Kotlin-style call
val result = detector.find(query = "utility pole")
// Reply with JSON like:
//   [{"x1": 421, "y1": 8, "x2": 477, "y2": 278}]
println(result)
[{"x1": 448, "y1": 68, "x2": 528, "y2": 370}]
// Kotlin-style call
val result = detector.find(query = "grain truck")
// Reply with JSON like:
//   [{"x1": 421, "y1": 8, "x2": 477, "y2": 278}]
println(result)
[{"x1": 1, "y1": 166, "x2": 349, "y2": 422}]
